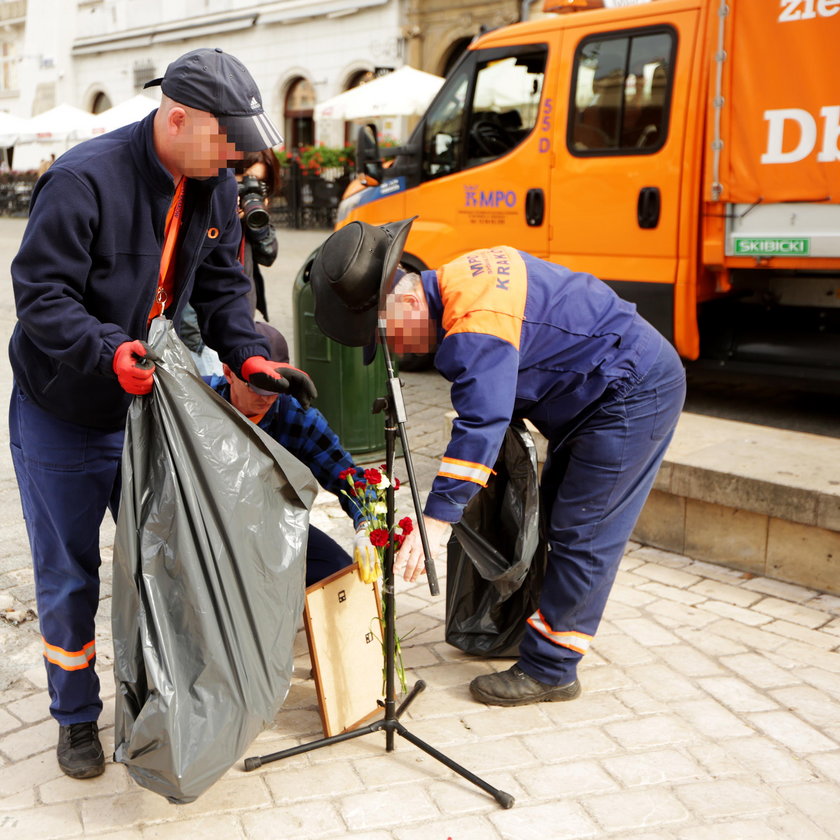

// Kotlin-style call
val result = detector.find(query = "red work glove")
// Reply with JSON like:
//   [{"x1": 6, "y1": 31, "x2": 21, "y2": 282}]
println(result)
[
  {"x1": 240, "y1": 356, "x2": 318, "y2": 409},
  {"x1": 113, "y1": 340, "x2": 156, "y2": 395}
]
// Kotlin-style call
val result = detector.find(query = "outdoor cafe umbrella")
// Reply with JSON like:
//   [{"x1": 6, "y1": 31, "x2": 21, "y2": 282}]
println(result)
[
  {"x1": 16, "y1": 104, "x2": 99, "y2": 143},
  {"x1": 314, "y1": 65, "x2": 444, "y2": 121},
  {"x1": 87, "y1": 94, "x2": 159, "y2": 137},
  {"x1": 0, "y1": 112, "x2": 31, "y2": 147},
  {"x1": 12, "y1": 104, "x2": 99, "y2": 171}
]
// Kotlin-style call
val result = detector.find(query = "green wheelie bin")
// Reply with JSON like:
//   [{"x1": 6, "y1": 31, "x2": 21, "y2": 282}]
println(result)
[{"x1": 293, "y1": 249, "x2": 392, "y2": 456}]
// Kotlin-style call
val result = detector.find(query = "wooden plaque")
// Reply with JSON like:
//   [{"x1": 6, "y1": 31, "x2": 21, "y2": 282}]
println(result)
[{"x1": 304, "y1": 564, "x2": 383, "y2": 737}]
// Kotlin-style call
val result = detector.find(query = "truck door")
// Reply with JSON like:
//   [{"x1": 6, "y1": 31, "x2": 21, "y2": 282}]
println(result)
[
  {"x1": 550, "y1": 10, "x2": 700, "y2": 344},
  {"x1": 407, "y1": 44, "x2": 553, "y2": 266}
]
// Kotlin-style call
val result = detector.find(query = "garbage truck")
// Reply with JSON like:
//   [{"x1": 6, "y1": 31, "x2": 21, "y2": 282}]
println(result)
[{"x1": 337, "y1": 0, "x2": 840, "y2": 381}]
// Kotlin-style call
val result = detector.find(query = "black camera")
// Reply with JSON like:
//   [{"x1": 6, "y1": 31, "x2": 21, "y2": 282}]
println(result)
[{"x1": 237, "y1": 175, "x2": 270, "y2": 231}]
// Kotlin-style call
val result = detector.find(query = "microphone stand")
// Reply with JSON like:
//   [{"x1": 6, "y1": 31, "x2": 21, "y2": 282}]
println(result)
[{"x1": 243, "y1": 323, "x2": 514, "y2": 810}]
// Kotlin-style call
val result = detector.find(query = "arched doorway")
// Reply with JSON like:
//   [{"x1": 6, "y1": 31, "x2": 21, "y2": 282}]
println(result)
[
  {"x1": 284, "y1": 77, "x2": 316, "y2": 149},
  {"x1": 91, "y1": 91, "x2": 112, "y2": 114},
  {"x1": 440, "y1": 37, "x2": 473, "y2": 77}
]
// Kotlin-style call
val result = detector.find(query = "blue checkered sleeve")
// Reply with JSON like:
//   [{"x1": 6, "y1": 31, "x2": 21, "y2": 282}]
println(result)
[{"x1": 263, "y1": 395, "x2": 364, "y2": 529}]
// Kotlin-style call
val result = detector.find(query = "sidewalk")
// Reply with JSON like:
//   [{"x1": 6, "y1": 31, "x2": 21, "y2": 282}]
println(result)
[{"x1": 1, "y1": 222, "x2": 840, "y2": 839}]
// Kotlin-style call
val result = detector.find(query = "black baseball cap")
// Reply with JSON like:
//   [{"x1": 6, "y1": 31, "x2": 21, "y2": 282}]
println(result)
[{"x1": 145, "y1": 47, "x2": 283, "y2": 152}]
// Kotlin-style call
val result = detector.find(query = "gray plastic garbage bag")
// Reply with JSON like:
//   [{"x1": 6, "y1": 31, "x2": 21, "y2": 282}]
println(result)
[
  {"x1": 445, "y1": 422, "x2": 547, "y2": 658},
  {"x1": 112, "y1": 318, "x2": 318, "y2": 804}
]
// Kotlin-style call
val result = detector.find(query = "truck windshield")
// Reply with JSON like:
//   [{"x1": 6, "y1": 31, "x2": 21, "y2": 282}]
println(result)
[{"x1": 422, "y1": 47, "x2": 547, "y2": 180}]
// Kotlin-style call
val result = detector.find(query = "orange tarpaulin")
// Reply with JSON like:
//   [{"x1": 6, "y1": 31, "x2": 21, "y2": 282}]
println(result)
[{"x1": 717, "y1": 0, "x2": 840, "y2": 204}]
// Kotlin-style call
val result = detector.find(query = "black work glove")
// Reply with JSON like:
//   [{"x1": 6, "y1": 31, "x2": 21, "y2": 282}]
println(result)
[{"x1": 240, "y1": 356, "x2": 318, "y2": 409}]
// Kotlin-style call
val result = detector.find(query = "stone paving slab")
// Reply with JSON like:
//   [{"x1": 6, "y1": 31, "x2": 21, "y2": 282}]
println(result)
[{"x1": 1, "y1": 223, "x2": 840, "y2": 837}]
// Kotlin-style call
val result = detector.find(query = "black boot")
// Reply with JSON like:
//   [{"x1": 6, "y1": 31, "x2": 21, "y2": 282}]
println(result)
[
  {"x1": 56, "y1": 722, "x2": 105, "y2": 779},
  {"x1": 470, "y1": 664, "x2": 581, "y2": 707}
]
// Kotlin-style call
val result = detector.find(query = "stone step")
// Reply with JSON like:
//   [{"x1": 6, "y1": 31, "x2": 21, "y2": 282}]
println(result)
[
  {"x1": 635, "y1": 412, "x2": 840, "y2": 596},
  {"x1": 443, "y1": 411, "x2": 840, "y2": 596}
]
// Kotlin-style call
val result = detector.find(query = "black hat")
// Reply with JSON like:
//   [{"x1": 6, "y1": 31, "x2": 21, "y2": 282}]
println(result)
[
  {"x1": 310, "y1": 218, "x2": 415, "y2": 348},
  {"x1": 253, "y1": 321, "x2": 290, "y2": 364},
  {"x1": 145, "y1": 48, "x2": 283, "y2": 152}
]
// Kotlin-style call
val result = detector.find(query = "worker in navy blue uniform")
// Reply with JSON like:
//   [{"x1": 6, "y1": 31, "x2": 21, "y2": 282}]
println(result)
[
  {"x1": 310, "y1": 218, "x2": 686, "y2": 707},
  {"x1": 206, "y1": 321, "x2": 372, "y2": 586},
  {"x1": 8, "y1": 48, "x2": 316, "y2": 779}
]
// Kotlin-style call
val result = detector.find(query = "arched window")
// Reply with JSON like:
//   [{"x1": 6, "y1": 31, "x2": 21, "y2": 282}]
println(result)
[
  {"x1": 284, "y1": 77, "x2": 315, "y2": 148},
  {"x1": 91, "y1": 91, "x2": 112, "y2": 114},
  {"x1": 341, "y1": 69, "x2": 374, "y2": 143},
  {"x1": 345, "y1": 69, "x2": 374, "y2": 91},
  {"x1": 441, "y1": 38, "x2": 473, "y2": 77}
]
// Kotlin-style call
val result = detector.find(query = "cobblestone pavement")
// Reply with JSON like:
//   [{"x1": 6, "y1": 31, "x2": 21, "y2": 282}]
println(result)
[{"x1": 1, "y1": 222, "x2": 840, "y2": 838}]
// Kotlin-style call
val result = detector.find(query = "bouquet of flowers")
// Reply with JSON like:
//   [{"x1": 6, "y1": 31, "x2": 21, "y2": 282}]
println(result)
[
  {"x1": 339, "y1": 465, "x2": 414, "y2": 692},
  {"x1": 339, "y1": 466, "x2": 414, "y2": 584}
]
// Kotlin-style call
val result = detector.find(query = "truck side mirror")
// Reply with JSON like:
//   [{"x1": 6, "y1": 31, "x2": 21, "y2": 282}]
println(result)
[{"x1": 356, "y1": 124, "x2": 382, "y2": 183}]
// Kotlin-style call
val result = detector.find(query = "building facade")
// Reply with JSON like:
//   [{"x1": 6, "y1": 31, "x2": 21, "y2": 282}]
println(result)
[{"x1": 1, "y1": 0, "x2": 544, "y2": 151}]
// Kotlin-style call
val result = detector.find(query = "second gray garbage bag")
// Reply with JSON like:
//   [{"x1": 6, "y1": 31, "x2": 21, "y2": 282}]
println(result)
[
  {"x1": 445, "y1": 422, "x2": 547, "y2": 658},
  {"x1": 112, "y1": 319, "x2": 318, "y2": 804}
]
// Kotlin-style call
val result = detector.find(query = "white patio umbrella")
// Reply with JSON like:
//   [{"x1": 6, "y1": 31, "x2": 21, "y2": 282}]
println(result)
[
  {"x1": 17, "y1": 104, "x2": 99, "y2": 143},
  {"x1": 0, "y1": 112, "x2": 31, "y2": 147},
  {"x1": 86, "y1": 94, "x2": 159, "y2": 137},
  {"x1": 314, "y1": 66, "x2": 444, "y2": 121}
]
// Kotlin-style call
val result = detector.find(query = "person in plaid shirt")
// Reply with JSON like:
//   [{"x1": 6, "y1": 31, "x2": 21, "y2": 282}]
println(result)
[{"x1": 205, "y1": 321, "x2": 368, "y2": 586}]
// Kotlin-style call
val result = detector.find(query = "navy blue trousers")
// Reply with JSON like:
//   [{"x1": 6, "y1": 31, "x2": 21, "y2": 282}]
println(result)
[
  {"x1": 9, "y1": 383, "x2": 353, "y2": 724},
  {"x1": 305, "y1": 527, "x2": 352, "y2": 587},
  {"x1": 9, "y1": 384, "x2": 122, "y2": 724},
  {"x1": 518, "y1": 339, "x2": 686, "y2": 686}
]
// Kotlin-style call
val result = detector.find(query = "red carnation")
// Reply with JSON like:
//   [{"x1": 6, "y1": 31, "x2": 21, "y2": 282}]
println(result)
[
  {"x1": 354, "y1": 481, "x2": 366, "y2": 491},
  {"x1": 338, "y1": 468, "x2": 356, "y2": 481},
  {"x1": 393, "y1": 477, "x2": 401, "y2": 490},
  {"x1": 395, "y1": 532, "x2": 406, "y2": 549},
  {"x1": 369, "y1": 528, "x2": 390, "y2": 547},
  {"x1": 399, "y1": 517, "x2": 413, "y2": 534},
  {"x1": 364, "y1": 468, "x2": 382, "y2": 485}
]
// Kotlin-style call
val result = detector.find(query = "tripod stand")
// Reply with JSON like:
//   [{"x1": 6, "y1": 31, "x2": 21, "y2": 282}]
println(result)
[{"x1": 243, "y1": 324, "x2": 514, "y2": 809}]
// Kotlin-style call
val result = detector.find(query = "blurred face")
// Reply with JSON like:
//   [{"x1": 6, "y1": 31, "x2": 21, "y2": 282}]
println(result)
[
  {"x1": 160, "y1": 102, "x2": 244, "y2": 179},
  {"x1": 223, "y1": 364, "x2": 278, "y2": 418},
  {"x1": 382, "y1": 273, "x2": 436, "y2": 356}
]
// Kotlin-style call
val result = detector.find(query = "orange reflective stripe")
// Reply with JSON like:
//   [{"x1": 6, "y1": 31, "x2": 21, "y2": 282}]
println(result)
[
  {"x1": 148, "y1": 176, "x2": 186, "y2": 325},
  {"x1": 437, "y1": 456, "x2": 495, "y2": 486},
  {"x1": 527, "y1": 610, "x2": 592, "y2": 655},
  {"x1": 42, "y1": 637, "x2": 96, "y2": 671}
]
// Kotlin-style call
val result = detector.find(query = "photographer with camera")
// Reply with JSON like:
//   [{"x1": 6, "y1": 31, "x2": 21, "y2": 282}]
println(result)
[
  {"x1": 179, "y1": 148, "x2": 280, "y2": 373},
  {"x1": 233, "y1": 148, "x2": 280, "y2": 321}
]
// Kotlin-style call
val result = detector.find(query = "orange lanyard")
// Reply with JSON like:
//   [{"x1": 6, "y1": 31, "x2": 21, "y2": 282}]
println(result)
[{"x1": 148, "y1": 177, "x2": 186, "y2": 325}]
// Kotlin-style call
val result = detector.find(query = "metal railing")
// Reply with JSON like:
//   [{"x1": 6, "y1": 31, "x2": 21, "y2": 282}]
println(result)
[
  {"x1": 272, "y1": 162, "x2": 352, "y2": 230},
  {"x1": 0, "y1": 164, "x2": 354, "y2": 229},
  {"x1": 0, "y1": 173, "x2": 37, "y2": 217}
]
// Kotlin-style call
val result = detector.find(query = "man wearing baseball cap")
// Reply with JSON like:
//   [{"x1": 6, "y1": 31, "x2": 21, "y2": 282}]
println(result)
[{"x1": 8, "y1": 47, "x2": 313, "y2": 779}]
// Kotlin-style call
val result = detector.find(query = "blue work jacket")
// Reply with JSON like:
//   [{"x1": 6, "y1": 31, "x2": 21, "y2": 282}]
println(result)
[{"x1": 9, "y1": 112, "x2": 269, "y2": 429}]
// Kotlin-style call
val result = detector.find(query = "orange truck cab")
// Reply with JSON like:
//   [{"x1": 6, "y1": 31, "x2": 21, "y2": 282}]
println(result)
[{"x1": 337, "y1": 0, "x2": 840, "y2": 381}]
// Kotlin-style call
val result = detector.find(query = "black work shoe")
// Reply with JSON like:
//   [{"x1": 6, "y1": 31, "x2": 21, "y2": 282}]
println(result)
[
  {"x1": 57, "y1": 722, "x2": 105, "y2": 779},
  {"x1": 470, "y1": 664, "x2": 581, "y2": 707}
]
